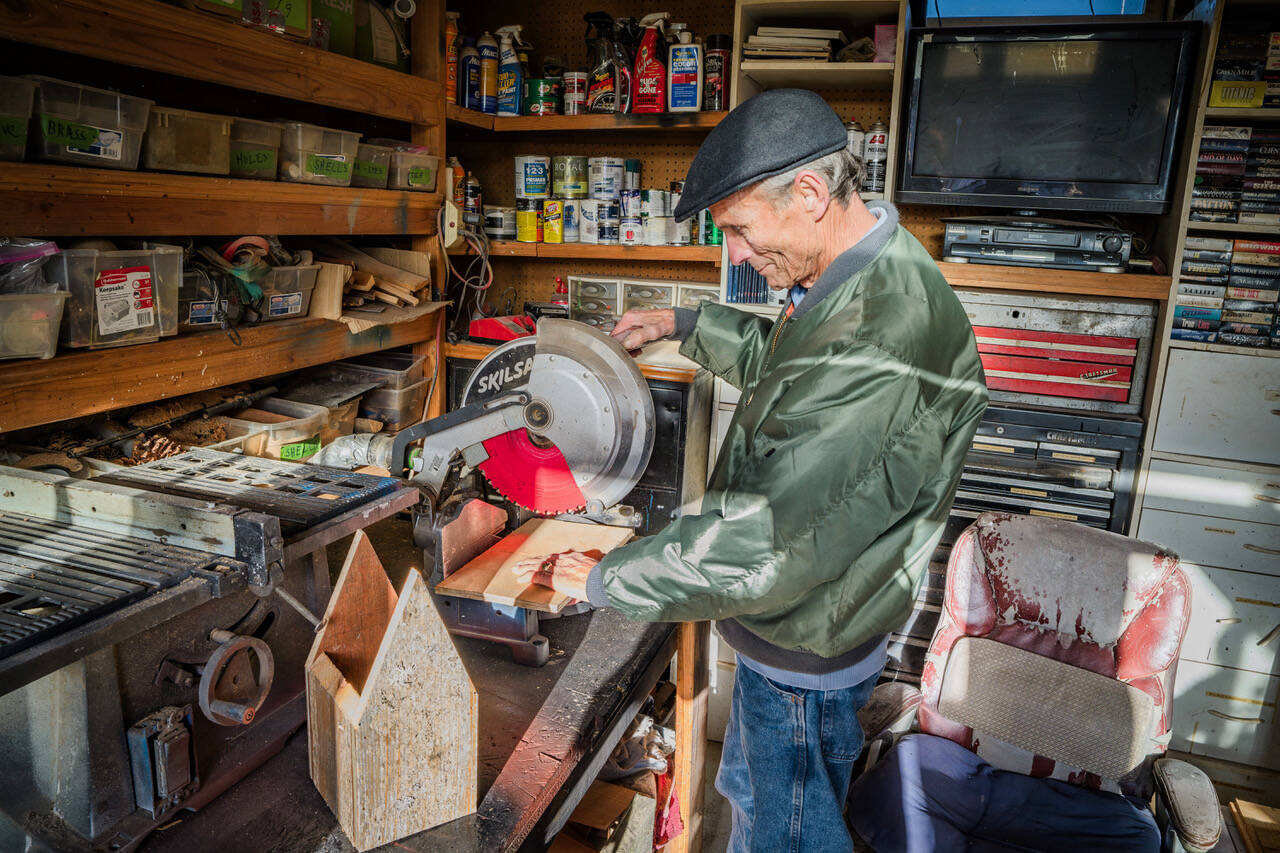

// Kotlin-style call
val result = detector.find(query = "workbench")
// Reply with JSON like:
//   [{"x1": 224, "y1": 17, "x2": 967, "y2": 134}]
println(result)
[{"x1": 134, "y1": 518, "x2": 710, "y2": 853}]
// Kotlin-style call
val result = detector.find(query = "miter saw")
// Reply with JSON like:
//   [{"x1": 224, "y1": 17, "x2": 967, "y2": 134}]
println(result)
[{"x1": 317, "y1": 318, "x2": 656, "y2": 664}]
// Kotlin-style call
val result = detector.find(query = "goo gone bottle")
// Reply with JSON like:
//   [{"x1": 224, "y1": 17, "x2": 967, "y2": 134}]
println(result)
[
  {"x1": 631, "y1": 13, "x2": 669, "y2": 114},
  {"x1": 667, "y1": 25, "x2": 702, "y2": 112},
  {"x1": 477, "y1": 31, "x2": 499, "y2": 115}
]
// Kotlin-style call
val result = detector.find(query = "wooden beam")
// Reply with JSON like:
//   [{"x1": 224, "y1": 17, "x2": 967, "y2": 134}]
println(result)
[
  {"x1": 671, "y1": 621, "x2": 709, "y2": 853},
  {"x1": 0, "y1": 311, "x2": 443, "y2": 432},
  {"x1": 446, "y1": 105, "x2": 728, "y2": 133},
  {"x1": 0, "y1": 164, "x2": 442, "y2": 237},
  {"x1": 0, "y1": 0, "x2": 441, "y2": 124}
]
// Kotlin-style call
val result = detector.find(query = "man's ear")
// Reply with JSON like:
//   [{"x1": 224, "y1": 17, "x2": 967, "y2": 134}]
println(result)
[{"x1": 794, "y1": 170, "x2": 831, "y2": 221}]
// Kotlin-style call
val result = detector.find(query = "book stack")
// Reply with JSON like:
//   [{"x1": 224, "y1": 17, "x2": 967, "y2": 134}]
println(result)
[
  {"x1": 727, "y1": 262, "x2": 781, "y2": 305},
  {"x1": 1223, "y1": 239, "x2": 1280, "y2": 348},
  {"x1": 1192, "y1": 125, "x2": 1280, "y2": 225},
  {"x1": 1172, "y1": 236, "x2": 1231, "y2": 343},
  {"x1": 743, "y1": 26, "x2": 845, "y2": 62}
]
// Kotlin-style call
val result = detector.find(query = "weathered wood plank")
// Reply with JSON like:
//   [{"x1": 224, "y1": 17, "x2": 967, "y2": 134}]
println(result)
[{"x1": 671, "y1": 621, "x2": 710, "y2": 853}]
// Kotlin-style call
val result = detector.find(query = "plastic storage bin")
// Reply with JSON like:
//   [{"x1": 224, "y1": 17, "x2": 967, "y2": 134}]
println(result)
[
  {"x1": 255, "y1": 264, "x2": 320, "y2": 321},
  {"x1": 0, "y1": 76, "x2": 36, "y2": 161},
  {"x1": 224, "y1": 397, "x2": 328, "y2": 461},
  {"x1": 0, "y1": 292, "x2": 66, "y2": 360},
  {"x1": 359, "y1": 378, "x2": 428, "y2": 429},
  {"x1": 352, "y1": 143, "x2": 394, "y2": 188},
  {"x1": 147, "y1": 244, "x2": 183, "y2": 336},
  {"x1": 230, "y1": 118, "x2": 281, "y2": 180},
  {"x1": 49, "y1": 249, "x2": 162, "y2": 349},
  {"x1": 26, "y1": 75, "x2": 152, "y2": 170},
  {"x1": 276, "y1": 121, "x2": 360, "y2": 186},
  {"x1": 178, "y1": 268, "x2": 242, "y2": 333},
  {"x1": 335, "y1": 350, "x2": 426, "y2": 389},
  {"x1": 142, "y1": 106, "x2": 231, "y2": 175},
  {"x1": 388, "y1": 151, "x2": 440, "y2": 192}
]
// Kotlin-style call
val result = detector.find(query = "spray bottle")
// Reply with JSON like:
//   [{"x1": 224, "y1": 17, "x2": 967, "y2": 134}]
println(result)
[
  {"x1": 584, "y1": 12, "x2": 632, "y2": 114},
  {"x1": 495, "y1": 25, "x2": 524, "y2": 117},
  {"x1": 668, "y1": 25, "x2": 703, "y2": 112},
  {"x1": 631, "y1": 13, "x2": 670, "y2": 114},
  {"x1": 459, "y1": 36, "x2": 481, "y2": 112},
  {"x1": 477, "y1": 31, "x2": 499, "y2": 115}
]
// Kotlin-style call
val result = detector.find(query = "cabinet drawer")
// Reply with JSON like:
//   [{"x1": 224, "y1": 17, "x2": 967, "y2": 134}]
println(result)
[
  {"x1": 1137, "y1": 508, "x2": 1280, "y2": 577},
  {"x1": 711, "y1": 407, "x2": 734, "y2": 464},
  {"x1": 1180, "y1": 562, "x2": 1280, "y2": 676},
  {"x1": 624, "y1": 298, "x2": 670, "y2": 313},
  {"x1": 573, "y1": 312, "x2": 616, "y2": 332},
  {"x1": 572, "y1": 295, "x2": 617, "y2": 315},
  {"x1": 1154, "y1": 349, "x2": 1280, "y2": 467},
  {"x1": 678, "y1": 285, "x2": 720, "y2": 310},
  {"x1": 1170, "y1": 659, "x2": 1279, "y2": 769},
  {"x1": 571, "y1": 278, "x2": 618, "y2": 299},
  {"x1": 623, "y1": 283, "x2": 674, "y2": 305},
  {"x1": 717, "y1": 377, "x2": 741, "y2": 407},
  {"x1": 1144, "y1": 458, "x2": 1280, "y2": 527}
]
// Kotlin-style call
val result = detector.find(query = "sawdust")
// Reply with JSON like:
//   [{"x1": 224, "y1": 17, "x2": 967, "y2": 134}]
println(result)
[
  {"x1": 126, "y1": 386, "x2": 250, "y2": 428},
  {"x1": 167, "y1": 416, "x2": 229, "y2": 446}
]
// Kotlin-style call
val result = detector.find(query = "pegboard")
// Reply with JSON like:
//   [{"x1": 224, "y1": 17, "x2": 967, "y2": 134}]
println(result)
[{"x1": 473, "y1": 256, "x2": 721, "y2": 312}]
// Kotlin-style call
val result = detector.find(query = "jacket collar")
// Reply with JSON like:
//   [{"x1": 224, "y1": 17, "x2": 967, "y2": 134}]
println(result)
[{"x1": 791, "y1": 201, "x2": 899, "y2": 320}]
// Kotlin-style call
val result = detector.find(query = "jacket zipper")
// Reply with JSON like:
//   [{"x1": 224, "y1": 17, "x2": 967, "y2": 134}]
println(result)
[{"x1": 746, "y1": 307, "x2": 792, "y2": 406}]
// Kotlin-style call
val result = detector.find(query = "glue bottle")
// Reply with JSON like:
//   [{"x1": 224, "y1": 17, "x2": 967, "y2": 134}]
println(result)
[
  {"x1": 477, "y1": 31, "x2": 499, "y2": 115},
  {"x1": 495, "y1": 25, "x2": 524, "y2": 116},
  {"x1": 667, "y1": 25, "x2": 703, "y2": 112},
  {"x1": 631, "y1": 13, "x2": 670, "y2": 114}
]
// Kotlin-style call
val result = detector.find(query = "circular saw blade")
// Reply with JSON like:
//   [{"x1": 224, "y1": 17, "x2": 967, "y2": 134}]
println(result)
[{"x1": 475, "y1": 429, "x2": 586, "y2": 514}]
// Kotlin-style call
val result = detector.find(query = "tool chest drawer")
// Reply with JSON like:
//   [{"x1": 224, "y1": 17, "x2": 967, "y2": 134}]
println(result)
[
  {"x1": 572, "y1": 295, "x2": 618, "y2": 315},
  {"x1": 1143, "y1": 458, "x2": 1280, "y2": 527},
  {"x1": 1180, "y1": 562, "x2": 1280, "y2": 675},
  {"x1": 1170, "y1": 659, "x2": 1280, "y2": 769},
  {"x1": 678, "y1": 285, "x2": 720, "y2": 310},
  {"x1": 1137, "y1": 508, "x2": 1280, "y2": 577},
  {"x1": 1154, "y1": 348, "x2": 1280, "y2": 467},
  {"x1": 623, "y1": 282, "x2": 674, "y2": 308}
]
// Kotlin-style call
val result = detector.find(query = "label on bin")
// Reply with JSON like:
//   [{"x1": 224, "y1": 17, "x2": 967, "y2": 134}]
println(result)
[
  {"x1": 269, "y1": 292, "x2": 303, "y2": 316},
  {"x1": 279, "y1": 435, "x2": 321, "y2": 461},
  {"x1": 95, "y1": 266, "x2": 155, "y2": 336},
  {"x1": 0, "y1": 115, "x2": 26, "y2": 148},
  {"x1": 186, "y1": 299, "x2": 228, "y2": 325},
  {"x1": 407, "y1": 166, "x2": 435, "y2": 188},
  {"x1": 304, "y1": 153, "x2": 352, "y2": 181},
  {"x1": 39, "y1": 115, "x2": 123, "y2": 161},
  {"x1": 232, "y1": 146, "x2": 276, "y2": 174},
  {"x1": 354, "y1": 160, "x2": 389, "y2": 182}
]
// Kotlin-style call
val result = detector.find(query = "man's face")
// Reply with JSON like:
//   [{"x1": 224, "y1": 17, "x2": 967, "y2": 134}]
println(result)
[{"x1": 710, "y1": 183, "x2": 821, "y2": 291}]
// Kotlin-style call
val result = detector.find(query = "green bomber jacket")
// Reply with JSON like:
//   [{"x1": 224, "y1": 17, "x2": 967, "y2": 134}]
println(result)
[{"x1": 590, "y1": 203, "x2": 988, "y2": 665}]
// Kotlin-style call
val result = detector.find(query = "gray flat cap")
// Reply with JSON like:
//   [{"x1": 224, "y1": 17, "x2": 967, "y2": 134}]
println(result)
[{"x1": 672, "y1": 88, "x2": 848, "y2": 222}]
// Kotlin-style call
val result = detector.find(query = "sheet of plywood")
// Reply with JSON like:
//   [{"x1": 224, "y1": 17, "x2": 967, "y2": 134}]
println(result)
[
  {"x1": 568, "y1": 780, "x2": 637, "y2": 832},
  {"x1": 434, "y1": 518, "x2": 634, "y2": 613},
  {"x1": 1234, "y1": 799, "x2": 1280, "y2": 853}
]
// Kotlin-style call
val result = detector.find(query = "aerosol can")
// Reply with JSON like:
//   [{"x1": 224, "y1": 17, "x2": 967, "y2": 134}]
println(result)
[
  {"x1": 584, "y1": 12, "x2": 632, "y2": 113},
  {"x1": 495, "y1": 25, "x2": 524, "y2": 116},
  {"x1": 631, "y1": 12, "x2": 670, "y2": 114}
]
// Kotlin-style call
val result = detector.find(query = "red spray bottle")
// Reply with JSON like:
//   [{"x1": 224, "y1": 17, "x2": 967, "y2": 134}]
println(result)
[{"x1": 631, "y1": 13, "x2": 670, "y2": 114}]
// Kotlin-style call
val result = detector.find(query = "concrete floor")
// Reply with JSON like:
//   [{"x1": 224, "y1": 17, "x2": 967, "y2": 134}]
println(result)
[{"x1": 702, "y1": 740, "x2": 732, "y2": 853}]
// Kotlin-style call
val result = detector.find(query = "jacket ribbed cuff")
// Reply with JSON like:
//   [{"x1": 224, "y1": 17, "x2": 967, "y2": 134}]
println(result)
[
  {"x1": 584, "y1": 565, "x2": 611, "y2": 608},
  {"x1": 671, "y1": 307, "x2": 698, "y2": 342}
]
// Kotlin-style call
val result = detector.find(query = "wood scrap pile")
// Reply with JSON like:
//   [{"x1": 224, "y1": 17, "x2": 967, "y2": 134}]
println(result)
[{"x1": 303, "y1": 238, "x2": 431, "y2": 312}]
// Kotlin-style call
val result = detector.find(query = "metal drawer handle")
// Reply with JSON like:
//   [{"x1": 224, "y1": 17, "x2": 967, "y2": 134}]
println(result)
[
  {"x1": 1244, "y1": 543, "x2": 1280, "y2": 556},
  {"x1": 1216, "y1": 617, "x2": 1242, "y2": 625},
  {"x1": 1259, "y1": 624, "x2": 1280, "y2": 648},
  {"x1": 1208, "y1": 709, "x2": 1263, "y2": 725},
  {"x1": 1256, "y1": 495, "x2": 1280, "y2": 505}
]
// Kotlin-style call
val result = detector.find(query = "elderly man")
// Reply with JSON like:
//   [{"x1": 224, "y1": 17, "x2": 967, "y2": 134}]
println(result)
[{"x1": 516, "y1": 89, "x2": 987, "y2": 850}]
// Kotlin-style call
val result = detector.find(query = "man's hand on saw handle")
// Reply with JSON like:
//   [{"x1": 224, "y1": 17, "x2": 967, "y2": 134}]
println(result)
[
  {"x1": 511, "y1": 550, "x2": 603, "y2": 601},
  {"x1": 611, "y1": 308, "x2": 675, "y2": 352}
]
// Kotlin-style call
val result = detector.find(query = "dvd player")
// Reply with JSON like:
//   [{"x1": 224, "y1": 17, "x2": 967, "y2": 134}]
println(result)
[{"x1": 943, "y1": 216, "x2": 1133, "y2": 273}]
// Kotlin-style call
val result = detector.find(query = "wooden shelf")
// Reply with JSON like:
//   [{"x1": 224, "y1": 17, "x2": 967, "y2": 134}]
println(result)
[
  {"x1": 454, "y1": 242, "x2": 722, "y2": 265},
  {"x1": 1167, "y1": 339, "x2": 1280, "y2": 358},
  {"x1": 0, "y1": 0, "x2": 440, "y2": 124},
  {"x1": 1203, "y1": 107, "x2": 1280, "y2": 121},
  {"x1": 740, "y1": 61, "x2": 893, "y2": 88},
  {"x1": 1185, "y1": 220, "x2": 1280, "y2": 237},
  {"x1": 0, "y1": 163, "x2": 443, "y2": 236},
  {"x1": 446, "y1": 104, "x2": 728, "y2": 133},
  {"x1": 0, "y1": 311, "x2": 444, "y2": 433},
  {"x1": 937, "y1": 262, "x2": 1172, "y2": 301}
]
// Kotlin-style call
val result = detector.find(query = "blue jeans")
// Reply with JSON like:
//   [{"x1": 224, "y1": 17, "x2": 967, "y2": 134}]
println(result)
[
  {"x1": 847, "y1": 734, "x2": 1161, "y2": 852},
  {"x1": 715, "y1": 660, "x2": 881, "y2": 853}
]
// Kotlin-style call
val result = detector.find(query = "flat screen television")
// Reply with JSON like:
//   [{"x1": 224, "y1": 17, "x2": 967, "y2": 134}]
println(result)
[{"x1": 897, "y1": 24, "x2": 1196, "y2": 213}]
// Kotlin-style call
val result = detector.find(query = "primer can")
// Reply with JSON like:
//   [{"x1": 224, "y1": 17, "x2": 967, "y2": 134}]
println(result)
[
  {"x1": 620, "y1": 218, "x2": 643, "y2": 245},
  {"x1": 552, "y1": 155, "x2": 589, "y2": 198},
  {"x1": 596, "y1": 198, "x2": 621, "y2": 222},
  {"x1": 563, "y1": 198, "x2": 580, "y2": 242},
  {"x1": 620, "y1": 188, "x2": 642, "y2": 219},
  {"x1": 515, "y1": 197, "x2": 542, "y2": 242},
  {"x1": 645, "y1": 217, "x2": 671, "y2": 245},
  {"x1": 589, "y1": 157, "x2": 624, "y2": 199},
  {"x1": 542, "y1": 199, "x2": 564, "y2": 243},
  {"x1": 514, "y1": 155, "x2": 551, "y2": 198},
  {"x1": 598, "y1": 221, "x2": 620, "y2": 244},
  {"x1": 483, "y1": 205, "x2": 516, "y2": 240},
  {"x1": 641, "y1": 189, "x2": 669, "y2": 219},
  {"x1": 579, "y1": 199, "x2": 600, "y2": 244}
]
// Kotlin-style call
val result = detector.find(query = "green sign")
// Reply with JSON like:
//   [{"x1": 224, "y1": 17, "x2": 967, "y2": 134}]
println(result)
[
  {"x1": 280, "y1": 436, "x2": 321, "y2": 461},
  {"x1": 407, "y1": 166, "x2": 435, "y2": 188},
  {"x1": 39, "y1": 114, "x2": 100, "y2": 149},
  {"x1": 353, "y1": 159, "x2": 388, "y2": 182},
  {"x1": 231, "y1": 146, "x2": 277, "y2": 174},
  {"x1": 305, "y1": 153, "x2": 352, "y2": 181},
  {"x1": 0, "y1": 115, "x2": 26, "y2": 147}
]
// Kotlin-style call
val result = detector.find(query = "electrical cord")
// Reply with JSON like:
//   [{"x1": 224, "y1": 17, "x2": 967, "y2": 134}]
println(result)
[{"x1": 436, "y1": 204, "x2": 496, "y2": 340}]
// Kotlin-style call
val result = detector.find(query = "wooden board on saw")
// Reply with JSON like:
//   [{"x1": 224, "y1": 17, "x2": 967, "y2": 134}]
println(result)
[
  {"x1": 1233, "y1": 799, "x2": 1280, "y2": 853},
  {"x1": 435, "y1": 518, "x2": 634, "y2": 613}
]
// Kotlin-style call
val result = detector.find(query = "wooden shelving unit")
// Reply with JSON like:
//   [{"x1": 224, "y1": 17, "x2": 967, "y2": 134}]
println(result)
[
  {"x1": 454, "y1": 241, "x2": 722, "y2": 265},
  {"x1": 1184, "y1": 219, "x2": 1280, "y2": 237},
  {"x1": 739, "y1": 60, "x2": 893, "y2": 88},
  {"x1": 0, "y1": 164, "x2": 442, "y2": 236},
  {"x1": 0, "y1": 0, "x2": 441, "y2": 125},
  {"x1": 0, "y1": 312, "x2": 443, "y2": 433},
  {"x1": 938, "y1": 263, "x2": 1172, "y2": 302},
  {"x1": 447, "y1": 104, "x2": 728, "y2": 133},
  {"x1": 1168, "y1": 338, "x2": 1280, "y2": 358},
  {"x1": 1203, "y1": 107, "x2": 1280, "y2": 120}
]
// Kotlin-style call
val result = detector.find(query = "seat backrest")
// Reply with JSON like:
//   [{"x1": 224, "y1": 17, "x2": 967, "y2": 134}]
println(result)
[{"x1": 918, "y1": 512, "x2": 1191, "y2": 799}]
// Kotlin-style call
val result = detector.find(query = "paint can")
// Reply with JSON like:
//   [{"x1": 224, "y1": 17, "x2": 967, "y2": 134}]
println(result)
[
  {"x1": 641, "y1": 189, "x2": 669, "y2": 220},
  {"x1": 589, "y1": 157, "x2": 624, "y2": 199},
  {"x1": 483, "y1": 205, "x2": 516, "y2": 240},
  {"x1": 598, "y1": 221, "x2": 620, "y2": 245},
  {"x1": 563, "y1": 72, "x2": 588, "y2": 115},
  {"x1": 514, "y1": 154, "x2": 550, "y2": 198},
  {"x1": 668, "y1": 180, "x2": 691, "y2": 245},
  {"x1": 645, "y1": 217, "x2": 672, "y2": 245},
  {"x1": 525, "y1": 98, "x2": 559, "y2": 116},
  {"x1": 864, "y1": 120, "x2": 889, "y2": 193},
  {"x1": 552, "y1": 155, "x2": 589, "y2": 198},
  {"x1": 542, "y1": 199, "x2": 564, "y2": 243},
  {"x1": 524, "y1": 78, "x2": 559, "y2": 99},
  {"x1": 620, "y1": 218, "x2": 643, "y2": 245},
  {"x1": 578, "y1": 199, "x2": 600, "y2": 244},
  {"x1": 515, "y1": 197, "x2": 542, "y2": 242},
  {"x1": 596, "y1": 198, "x2": 620, "y2": 222},
  {"x1": 624, "y1": 159, "x2": 642, "y2": 190},
  {"x1": 563, "y1": 198, "x2": 580, "y2": 242},
  {"x1": 620, "y1": 188, "x2": 642, "y2": 219}
]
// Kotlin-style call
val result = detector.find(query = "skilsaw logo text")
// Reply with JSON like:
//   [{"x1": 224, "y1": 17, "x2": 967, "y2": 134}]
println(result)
[{"x1": 474, "y1": 357, "x2": 534, "y2": 394}]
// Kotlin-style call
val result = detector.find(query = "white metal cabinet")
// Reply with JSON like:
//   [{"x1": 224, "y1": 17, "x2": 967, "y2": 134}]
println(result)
[
  {"x1": 1169, "y1": 659, "x2": 1280, "y2": 769},
  {"x1": 1144, "y1": 458, "x2": 1280, "y2": 527},
  {"x1": 1178, "y1": 562, "x2": 1280, "y2": 676},
  {"x1": 1153, "y1": 349, "x2": 1280, "y2": 467},
  {"x1": 1137, "y1": 508, "x2": 1280, "y2": 577}
]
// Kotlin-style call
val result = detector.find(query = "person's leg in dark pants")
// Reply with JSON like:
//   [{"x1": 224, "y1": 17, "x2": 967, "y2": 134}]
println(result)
[{"x1": 715, "y1": 661, "x2": 879, "y2": 853}]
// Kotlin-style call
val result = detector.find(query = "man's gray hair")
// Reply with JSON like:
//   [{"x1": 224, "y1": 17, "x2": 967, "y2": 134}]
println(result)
[{"x1": 758, "y1": 147, "x2": 866, "y2": 208}]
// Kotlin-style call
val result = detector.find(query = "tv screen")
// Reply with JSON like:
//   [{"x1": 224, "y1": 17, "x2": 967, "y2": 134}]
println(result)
[{"x1": 898, "y1": 25, "x2": 1195, "y2": 213}]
